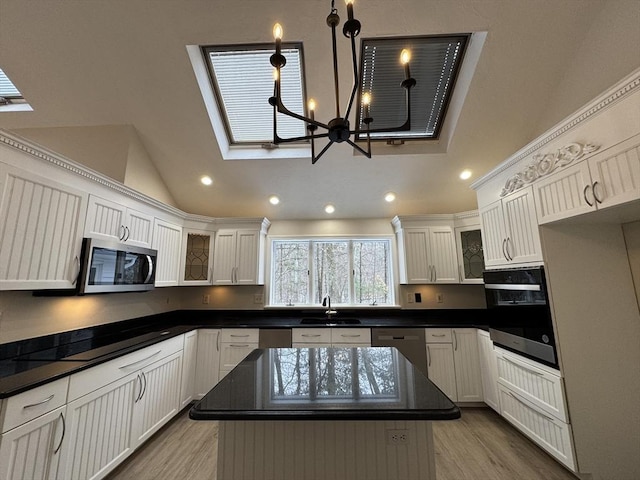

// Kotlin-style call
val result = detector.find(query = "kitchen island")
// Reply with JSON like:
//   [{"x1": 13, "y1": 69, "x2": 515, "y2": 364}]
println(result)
[{"x1": 190, "y1": 346, "x2": 460, "y2": 480}]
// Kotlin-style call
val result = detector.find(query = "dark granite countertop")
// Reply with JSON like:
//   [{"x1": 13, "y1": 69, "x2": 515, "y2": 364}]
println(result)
[
  {"x1": 0, "y1": 308, "x2": 488, "y2": 398},
  {"x1": 190, "y1": 347, "x2": 460, "y2": 421}
]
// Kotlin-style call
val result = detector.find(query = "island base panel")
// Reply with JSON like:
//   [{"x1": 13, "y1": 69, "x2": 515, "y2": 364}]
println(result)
[{"x1": 217, "y1": 419, "x2": 436, "y2": 480}]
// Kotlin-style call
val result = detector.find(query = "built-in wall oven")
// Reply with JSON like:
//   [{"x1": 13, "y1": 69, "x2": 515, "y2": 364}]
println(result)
[{"x1": 483, "y1": 266, "x2": 558, "y2": 368}]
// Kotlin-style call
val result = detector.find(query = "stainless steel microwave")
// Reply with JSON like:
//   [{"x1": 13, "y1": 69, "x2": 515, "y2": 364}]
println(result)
[{"x1": 79, "y1": 238, "x2": 157, "y2": 294}]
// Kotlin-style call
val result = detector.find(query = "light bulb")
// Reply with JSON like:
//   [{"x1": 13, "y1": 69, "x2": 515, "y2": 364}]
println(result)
[
  {"x1": 345, "y1": 0, "x2": 354, "y2": 4},
  {"x1": 269, "y1": 195, "x2": 280, "y2": 205},
  {"x1": 273, "y1": 69, "x2": 279, "y2": 81},
  {"x1": 362, "y1": 92, "x2": 371, "y2": 106},
  {"x1": 459, "y1": 169, "x2": 472, "y2": 180},
  {"x1": 384, "y1": 192, "x2": 396, "y2": 202},
  {"x1": 324, "y1": 204, "x2": 335, "y2": 214},
  {"x1": 400, "y1": 49, "x2": 411, "y2": 65},
  {"x1": 273, "y1": 23, "x2": 283, "y2": 40},
  {"x1": 200, "y1": 175, "x2": 213, "y2": 186},
  {"x1": 308, "y1": 98, "x2": 316, "y2": 112}
]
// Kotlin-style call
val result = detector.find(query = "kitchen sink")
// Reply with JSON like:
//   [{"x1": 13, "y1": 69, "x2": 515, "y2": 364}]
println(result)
[{"x1": 300, "y1": 318, "x2": 361, "y2": 325}]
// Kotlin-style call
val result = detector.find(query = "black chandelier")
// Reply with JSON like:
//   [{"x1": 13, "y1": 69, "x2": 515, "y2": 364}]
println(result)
[{"x1": 269, "y1": 0, "x2": 416, "y2": 164}]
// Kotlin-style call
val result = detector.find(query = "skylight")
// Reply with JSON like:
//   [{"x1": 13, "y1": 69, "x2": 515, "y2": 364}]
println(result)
[
  {"x1": 0, "y1": 68, "x2": 23, "y2": 100},
  {"x1": 202, "y1": 44, "x2": 306, "y2": 145},
  {"x1": 357, "y1": 35, "x2": 469, "y2": 141}
]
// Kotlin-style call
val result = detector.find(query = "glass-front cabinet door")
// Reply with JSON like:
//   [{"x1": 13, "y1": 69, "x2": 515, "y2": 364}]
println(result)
[
  {"x1": 455, "y1": 225, "x2": 485, "y2": 284},
  {"x1": 180, "y1": 230, "x2": 215, "y2": 285}
]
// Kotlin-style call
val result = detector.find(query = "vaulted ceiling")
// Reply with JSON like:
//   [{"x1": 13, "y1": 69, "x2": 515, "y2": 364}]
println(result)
[{"x1": 1, "y1": 0, "x2": 638, "y2": 219}]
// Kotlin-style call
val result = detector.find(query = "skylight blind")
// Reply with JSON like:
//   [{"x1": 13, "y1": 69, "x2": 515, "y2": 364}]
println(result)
[
  {"x1": 206, "y1": 47, "x2": 306, "y2": 144},
  {"x1": 0, "y1": 68, "x2": 22, "y2": 97},
  {"x1": 358, "y1": 35, "x2": 468, "y2": 140}
]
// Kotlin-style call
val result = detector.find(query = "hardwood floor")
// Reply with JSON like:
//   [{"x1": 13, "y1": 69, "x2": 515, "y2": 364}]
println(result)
[{"x1": 108, "y1": 407, "x2": 577, "y2": 480}]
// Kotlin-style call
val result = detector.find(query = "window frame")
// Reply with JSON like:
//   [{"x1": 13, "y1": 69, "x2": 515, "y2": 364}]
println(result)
[{"x1": 267, "y1": 235, "x2": 397, "y2": 307}]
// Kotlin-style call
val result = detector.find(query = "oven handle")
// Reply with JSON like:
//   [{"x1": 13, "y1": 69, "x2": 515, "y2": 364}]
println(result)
[{"x1": 484, "y1": 284, "x2": 541, "y2": 291}]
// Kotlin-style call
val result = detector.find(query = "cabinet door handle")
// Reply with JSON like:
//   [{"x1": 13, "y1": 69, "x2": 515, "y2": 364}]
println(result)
[
  {"x1": 134, "y1": 374, "x2": 142, "y2": 403},
  {"x1": 72, "y1": 255, "x2": 81, "y2": 285},
  {"x1": 340, "y1": 334, "x2": 361, "y2": 338},
  {"x1": 453, "y1": 330, "x2": 458, "y2": 351},
  {"x1": 216, "y1": 331, "x2": 221, "y2": 352},
  {"x1": 230, "y1": 334, "x2": 250, "y2": 338},
  {"x1": 506, "y1": 391, "x2": 555, "y2": 421},
  {"x1": 592, "y1": 181, "x2": 604, "y2": 204},
  {"x1": 22, "y1": 394, "x2": 55, "y2": 409},
  {"x1": 583, "y1": 184, "x2": 594, "y2": 207},
  {"x1": 230, "y1": 344, "x2": 250, "y2": 348},
  {"x1": 125, "y1": 226, "x2": 130, "y2": 242},
  {"x1": 301, "y1": 334, "x2": 321, "y2": 338},
  {"x1": 141, "y1": 371, "x2": 147, "y2": 400},
  {"x1": 431, "y1": 334, "x2": 446, "y2": 338},
  {"x1": 502, "y1": 239, "x2": 509, "y2": 261},
  {"x1": 119, "y1": 225, "x2": 126, "y2": 241},
  {"x1": 119, "y1": 350, "x2": 162, "y2": 369},
  {"x1": 427, "y1": 345, "x2": 431, "y2": 367},
  {"x1": 506, "y1": 237, "x2": 514, "y2": 261},
  {"x1": 53, "y1": 412, "x2": 66, "y2": 455}
]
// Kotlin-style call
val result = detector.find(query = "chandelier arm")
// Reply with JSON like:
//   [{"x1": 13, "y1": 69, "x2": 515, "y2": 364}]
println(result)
[
  {"x1": 274, "y1": 96, "x2": 330, "y2": 130},
  {"x1": 274, "y1": 132, "x2": 330, "y2": 144},
  {"x1": 312, "y1": 140, "x2": 335, "y2": 164},
  {"x1": 345, "y1": 138, "x2": 372, "y2": 158},
  {"x1": 330, "y1": 21, "x2": 341, "y2": 118},
  {"x1": 350, "y1": 87, "x2": 413, "y2": 135},
  {"x1": 343, "y1": 34, "x2": 360, "y2": 121}
]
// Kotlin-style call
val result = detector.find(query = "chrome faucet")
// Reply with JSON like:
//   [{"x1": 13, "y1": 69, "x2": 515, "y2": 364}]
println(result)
[{"x1": 322, "y1": 295, "x2": 337, "y2": 320}]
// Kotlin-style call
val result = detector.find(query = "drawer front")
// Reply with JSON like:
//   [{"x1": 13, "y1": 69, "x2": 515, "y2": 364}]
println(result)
[
  {"x1": 495, "y1": 348, "x2": 567, "y2": 421},
  {"x1": 425, "y1": 328, "x2": 452, "y2": 343},
  {"x1": 68, "y1": 334, "x2": 184, "y2": 401},
  {"x1": 498, "y1": 385, "x2": 576, "y2": 471},
  {"x1": 221, "y1": 329, "x2": 260, "y2": 343},
  {"x1": 292, "y1": 328, "x2": 332, "y2": 345},
  {"x1": 1, "y1": 377, "x2": 69, "y2": 433},
  {"x1": 331, "y1": 328, "x2": 371, "y2": 345}
]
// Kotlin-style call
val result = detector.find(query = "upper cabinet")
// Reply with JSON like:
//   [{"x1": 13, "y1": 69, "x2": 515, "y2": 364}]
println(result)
[
  {"x1": 479, "y1": 186, "x2": 542, "y2": 269},
  {"x1": 454, "y1": 212, "x2": 485, "y2": 284},
  {"x1": 212, "y1": 219, "x2": 270, "y2": 285},
  {"x1": 179, "y1": 228, "x2": 215, "y2": 286},
  {"x1": 0, "y1": 163, "x2": 87, "y2": 290},
  {"x1": 533, "y1": 135, "x2": 640, "y2": 224},
  {"x1": 152, "y1": 218, "x2": 183, "y2": 287},
  {"x1": 85, "y1": 195, "x2": 154, "y2": 248},
  {"x1": 392, "y1": 216, "x2": 459, "y2": 284}
]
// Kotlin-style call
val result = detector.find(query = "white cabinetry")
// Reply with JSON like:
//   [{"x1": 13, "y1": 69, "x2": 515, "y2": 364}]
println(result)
[
  {"x1": 0, "y1": 378, "x2": 70, "y2": 480},
  {"x1": 495, "y1": 347, "x2": 575, "y2": 471},
  {"x1": 151, "y1": 218, "x2": 183, "y2": 287},
  {"x1": 63, "y1": 335, "x2": 183, "y2": 480},
  {"x1": 479, "y1": 186, "x2": 542, "y2": 269},
  {"x1": 179, "y1": 228, "x2": 215, "y2": 286},
  {"x1": 454, "y1": 212, "x2": 485, "y2": 284},
  {"x1": 476, "y1": 329, "x2": 499, "y2": 412},
  {"x1": 425, "y1": 328, "x2": 483, "y2": 403},
  {"x1": 392, "y1": 216, "x2": 458, "y2": 284},
  {"x1": 213, "y1": 221, "x2": 269, "y2": 285},
  {"x1": 180, "y1": 330, "x2": 198, "y2": 408},
  {"x1": 195, "y1": 329, "x2": 221, "y2": 399},
  {"x1": 0, "y1": 163, "x2": 87, "y2": 290},
  {"x1": 219, "y1": 329, "x2": 259, "y2": 379},
  {"x1": 84, "y1": 195, "x2": 154, "y2": 247},
  {"x1": 534, "y1": 135, "x2": 640, "y2": 224},
  {"x1": 292, "y1": 328, "x2": 371, "y2": 347}
]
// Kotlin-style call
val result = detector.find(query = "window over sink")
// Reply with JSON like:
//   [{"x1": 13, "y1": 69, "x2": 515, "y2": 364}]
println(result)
[{"x1": 269, "y1": 238, "x2": 395, "y2": 307}]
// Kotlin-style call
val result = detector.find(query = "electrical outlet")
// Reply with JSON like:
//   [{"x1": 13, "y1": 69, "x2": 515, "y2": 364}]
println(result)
[
  {"x1": 415, "y1": 293, "x2": 422, "y2": 303},
  {"x1": 436, "y1": 293, "x2": 444, "y2": 303},
  {"x1": 202, "y1": 294, "x2": 210, "y2": 305},
  {"x1": 386, "y1": 429, "x2": 409, "y2": 445},
  {"x1": 407, "y1": 293, "x2": 414, "y2": 303},
  {"x1": 254, "y1": 293, "x2": 264, "y2": 304}
]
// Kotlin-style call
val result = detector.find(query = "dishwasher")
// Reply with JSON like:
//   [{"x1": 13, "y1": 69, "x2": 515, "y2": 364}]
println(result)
[{"x1": 371, "y1": 328, "x2": 427, "y2": 377}]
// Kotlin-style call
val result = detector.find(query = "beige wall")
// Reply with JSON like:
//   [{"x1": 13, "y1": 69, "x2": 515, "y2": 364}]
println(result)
[
  {"x1": 0, "y1": 288, "x2": 182, "y2": 344},
  {"x1": 623, "y1": 220, "x2": 640, "y2": 310}
]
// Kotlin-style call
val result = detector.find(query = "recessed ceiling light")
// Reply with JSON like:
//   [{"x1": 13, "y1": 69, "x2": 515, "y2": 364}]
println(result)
[
  {"x1": 200, "y1": 175, "x2": 213, "y2": 186},
  {"x1": 384, "y1": 192, "x2": 396, "y2": 202},
  {"x1": 269, "y1": 195, "x2": 280, "y2": 205},
  {"x1": 324, "y1": 204, "x2": 335, "y2": 214},
  {"x1": 459, "y1": 169, "x2": 472, "y2": 180}
]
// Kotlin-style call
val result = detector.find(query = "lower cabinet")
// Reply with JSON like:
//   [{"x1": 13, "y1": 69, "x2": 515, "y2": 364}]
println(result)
[
  {"x1": 476, "y1": 329, "x2": 499, "y2": 412},
  {"x1": 425, "y1": 328, "x2": 483, "y2": 403},
  {"x1": 194, "y1": 329, "x2": 221, "y2": 399},
  {"x1": 0, "y1": 405, "x2": 67, "y2": 480},
  {"x1": 219, "y1": 329, "x2": 259, "y2": 379},
  {"x1": 495, "y1": 347, "x2": 575, "y2": 471}
]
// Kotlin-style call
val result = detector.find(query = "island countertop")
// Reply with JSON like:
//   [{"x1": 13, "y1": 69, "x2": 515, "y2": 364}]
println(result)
[{"x1": 190, "y1": 346, "x2": 460, "y2": 421}]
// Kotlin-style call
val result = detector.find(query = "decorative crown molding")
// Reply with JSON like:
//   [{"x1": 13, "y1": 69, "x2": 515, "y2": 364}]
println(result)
[{"x1": 500, "y1": 142, "x2": 599, "y2": 197}]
